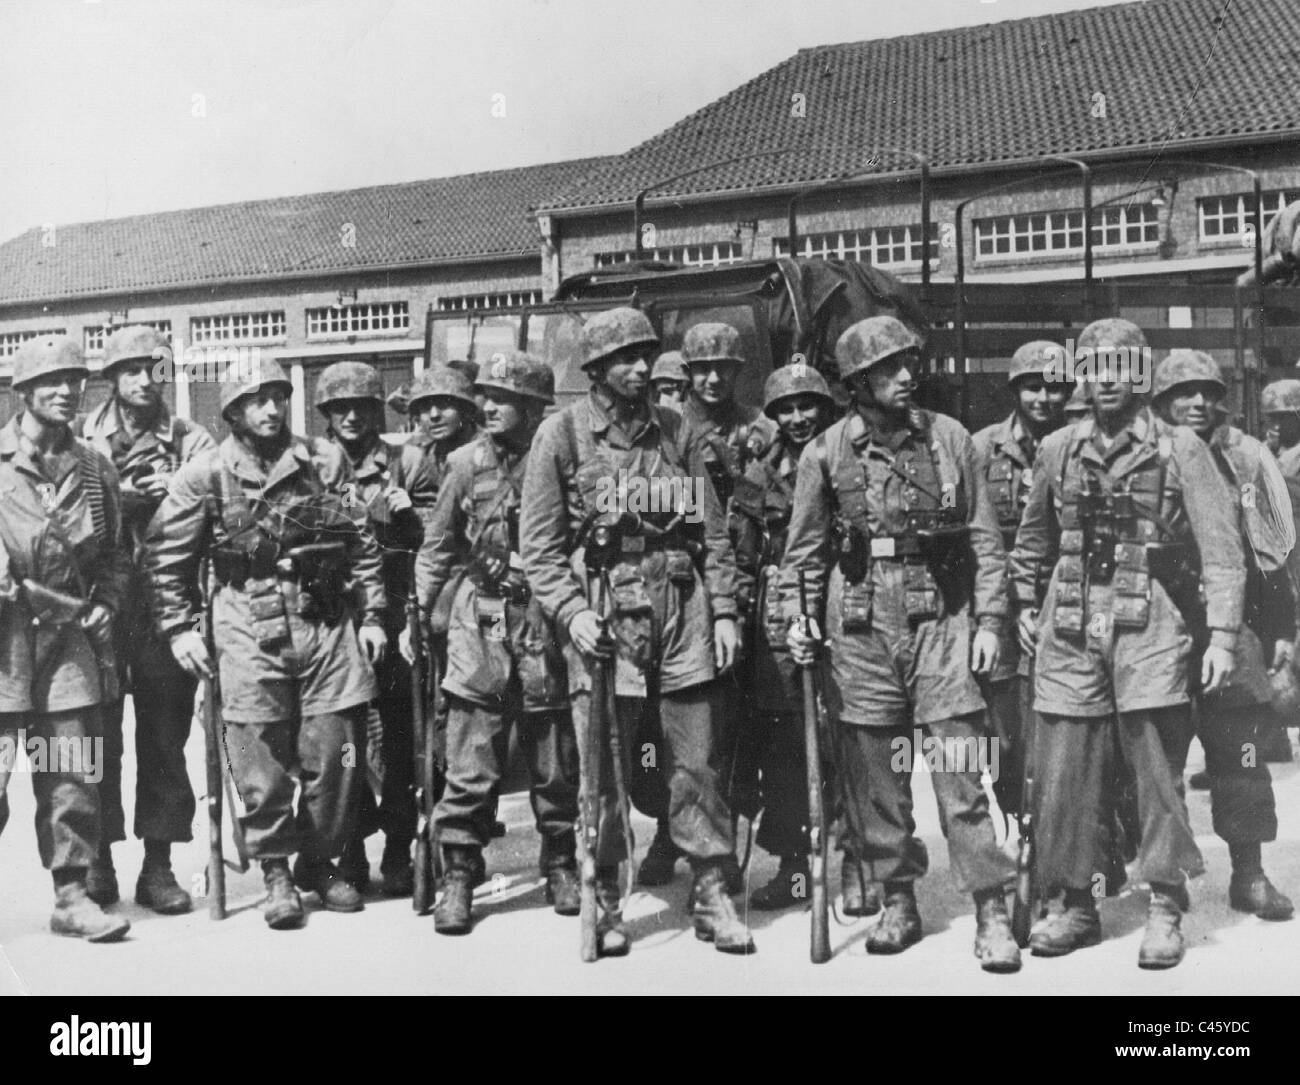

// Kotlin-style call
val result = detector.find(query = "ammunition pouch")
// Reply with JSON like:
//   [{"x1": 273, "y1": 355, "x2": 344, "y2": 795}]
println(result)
[
  {"x1": 839, "y1": 579, "x2": 874, "y2": 633},
  {"x1": 211, "y1": 538, "x2": 279, "y2": 587},
  {"x1": 902, "y1": 560, "x2": 942, "y2": 624},
  {"x1": 609, "y1": 568, "x2": 653, "y2": 617},
  {"x1": 286, "y1": 542, "x2": 348, "y2": 624},
  {"x1": 246, "y1": 578, "x2": 291, "y2": 650},
  {"x1": 832, "y1": 513, "x2": 870, "y2": 584},
  {"x1": 1053, "y1": 530, "x2": 1086, "y2": 636}
]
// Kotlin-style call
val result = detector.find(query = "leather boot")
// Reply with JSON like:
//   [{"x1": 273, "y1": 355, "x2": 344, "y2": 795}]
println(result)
[
  {"x1": 1229, "y1": 873, "x2": 1294, "y2": 921},
  {"x1": 841, "y1": 857, "x2": 882, "y2": 917},
  {"x1": 1029, "y1": 891, "x2": 1102, "y2": 956},
  {"x1": 721, "y1": 852, "x2": 744, "y2": 896},
  {"x1": 1138, "y1": 888, "x2": 1186, "y2": 969},
  {"x1": 292, "y1": 855, "x2": 364, "y2": 912},
  {"x1": 973, "y1": 888, "x2": 1022, "y2": 973},
  {"x1": 749, "y1": 856, "x2": 808, "y2": 911},
  {"x1": 262, "y1": 859, "x2": 305, "y2": 930},
  {"x1": 865, "y1": 883, "x2": 923, "y2": 954},
  {"x1": 637, "y1": 821, "x2": 684, "y2": 886},
  {"x1": 135, "y1": 844, "x2": 193, "y2": 915},
  {"x1": 433, "y1": 845, "x2": 479, "y2": 935},
  {"x1": 86, "y1": 845, "x2": 119, "y2": 908},
  {"x1": 545, "y1": 864, "x2": 582, "y2": 916},
  {"x1": 338, "y1": 835, "x2": 371, "y2": 892},
  {"x1": 380, "y1": 838, "x2": 414, "y2": 898},
  {"x1": 595, "y1": 866, "x2": 629, "y2": 957},
  {"x1": 690, "y1": 862, "x2": 756, "y2": 954},
  {"x1": 50, "y1": 882, "x2": 131, "y2": 942}
]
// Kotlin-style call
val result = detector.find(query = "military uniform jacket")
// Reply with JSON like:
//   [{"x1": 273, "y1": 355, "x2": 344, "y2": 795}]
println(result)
[
  {"x1": 1009, "y1": 408, "x2": 1245, "y2": 717},
  {"x1": 0, "y1": 414, "x2": 130, "y2": 712},
  {"x1": 680, "y1": 396, "x2": 776, "y2": 509}
]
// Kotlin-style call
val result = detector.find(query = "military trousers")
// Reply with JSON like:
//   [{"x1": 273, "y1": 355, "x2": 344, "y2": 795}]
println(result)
[
  {"x1": 1035, "y1": 707, "x2": 1203, "y2": 892},
  {"x1": 1194, "y1": 698, "x2": 1279, "y2": 846},
  {"x1": 224, "y1": 708, "x2": 365, "y2": 861},
  {"x1": 98, "y1": 647, "x2": 198, "y2": 846},
  {"x1": 575, "y1": 681, "x2": 734, "y2": 868},
  {"x1": 369, "y1": 644, "x2": 416, "y2": 850},
  {"x1": 837, "y1": 712, "x2": 1014, "y2": 894},
  {"x1": 754, "y1": 707, "x2": 813, "y2": 859},
  {"x1": 0, "y1": 708, "x2": 102, "y2": 872},
  {"x1": 435, "y1": 695, "x2": 578, "y2": 867}
]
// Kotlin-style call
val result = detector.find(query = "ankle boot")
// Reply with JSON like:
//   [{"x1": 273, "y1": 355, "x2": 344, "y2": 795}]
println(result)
[
  {"x1": 1138, "y1": 887, "x2": 1186, "y2": 970},
  {"x1": 973, "y1": 888, "x2": 1022, "y2": 973},
  {"x1": 433, "y1": 845, "x2": 480, "y2": 935},
  {"x1": 690, "y1": 862, "x2": 756, "y2": 954},
  {"x1": 865, "y1": 883, "x2": 922, "y2": 954},
  {"x1": 50, "y1": 880, "x2": 131, "y2": 943},
  {"x1": 262, "y1": 859, "x2": 305, "y2": 930},
  {"x1": 135, "y1": 843, "x2": 192, "y2": 915}
]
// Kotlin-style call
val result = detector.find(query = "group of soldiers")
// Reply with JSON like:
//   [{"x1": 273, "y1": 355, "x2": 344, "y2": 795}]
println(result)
[{"x1": 0, "y1": 307, "x2": 1294, "y2": 973}]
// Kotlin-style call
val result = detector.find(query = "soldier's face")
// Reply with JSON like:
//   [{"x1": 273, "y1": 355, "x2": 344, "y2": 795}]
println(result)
[
  {"x1": 857, "y1": 353, "x2": 915, "y2": 411},
  {"x1": 689, "y1": 360, "x2": 739, "y2": 406},
  {"x1": 652, "y1": 380, "x2": 686, "y2": 408},
  {"x1": 234, "y1": 387, "x2": 288, "y2": 438},
  {"x1": 326, "y1": 399, "x2": 380, "y2": 442},
  {"x1": 774, "y1": 393, "x2": 824, "y2": 445},
  {"x1": 23, "y1": 370, "x2": 84, "y2": 426},
  {"x1": 1266, "y1": 412, "x2": 1300, "y2": 448},
  {"x1": 1165, "y1": 382, "x2": 1224, "y2": 437},
  {"x1": 418, "y1": 397, "x2": 467, "y2": 441},
  {"x1": 1015, "y1": 376, "x2": 1069, "y2": 427},
  {"x1": 1085, "y1": 377, "x2": 1137, "y2": 418},
  {"x1": 481, "y1": 391, "x2": 527, "y2": 438},
  {"x1": 599, "y1": 346, "x2": 650, "y2": 402},
  {"x1": 113, "y1": 360, "x2": 163, "y2": 410}
]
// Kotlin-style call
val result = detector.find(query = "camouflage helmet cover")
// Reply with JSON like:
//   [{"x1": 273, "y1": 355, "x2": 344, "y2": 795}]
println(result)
[
  {"x1": 475, "y1": 350, "x2": 555, "y2": 405},
  {"x1": 103, "y1": 324, "x2": 172, "y2": 374},
  {"x1": 1076, "y1": 317, "x2": 1148, "y2": 352},
  {"x1": 650, "y1": 350, "x2": 689, "y2": 383},
  {"x1": 219, "y1": 355, "x2": 294, "y2": 417},
  {"x1": 579, "y1": 307, "x2": 659, "y2": 369},
  {"x1": 315, "y1": 360, "x2": 385, "y2": 414},
  {"x1": 1261, "y1": 378, "x2": 1300, "y2": 414},
  {"x1": 1152, "y1": 350, "x2": 1227, "y2": 400},
  {"x1": 11, "y1": 333, "x2": 89, "y2": 389},
  {"x1": 1009, "y1": 340, "x2": 1066, "y2": 385},
  {"x1": 682, "y1": 322, "x2": 747, "y2": 366},
  {"x1": 763, "y1": 363, "x2": 834, "y2": 417},
  {"x1": 407, "y1": 364, "x2": 478, "y2": 412},
  {"x1": 833, "y1": 315, "x2": 924, "y2": 381}
]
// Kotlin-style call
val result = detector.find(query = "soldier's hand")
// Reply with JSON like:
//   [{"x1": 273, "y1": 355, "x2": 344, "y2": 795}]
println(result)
[
  {"x1": 713, "y1": 617, "x2": 738, "y2": 673},
  {"x1": 384, "y1": 487, "x2": 413, "y2": 514},
  {"x1": 79, "y1": 604, "x2": 112, "y2": 639},
  {"x1": 971, "y1": 628, "x2": 1000, "y2": 676},
  {"x1": 1272, "y1": 639, "x2": 1294, "y2": 672},
  {"x1": 398, "y1": 625, "x2": 414, "y2": 664},
  {"x1": 133, "y1": 472, "x2": 172, "y2": 499},
  {"x1": 359, "y1": 624, "x2": 388, "y2": 666},
  {"x1": 170, "y1": 630, "x2": 213, "y2": 680},
  {"x1": 1017, "y1": 608, "x2": 1039, "y2": 655},
  {"x1": 1201, "y1": 645, "x2": 1236, "y2": 695},
  {"x1": 787, "y1": 619, "x2": 818, "y2": 666},
  {"x1": 569, "y1": 610, "x2": 615, "y2": 659}
]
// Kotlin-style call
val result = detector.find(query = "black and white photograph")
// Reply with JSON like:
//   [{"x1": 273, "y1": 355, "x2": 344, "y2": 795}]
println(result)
[{"x1": 0, "y1": 0, "x2": 1297, "y2": 1047}]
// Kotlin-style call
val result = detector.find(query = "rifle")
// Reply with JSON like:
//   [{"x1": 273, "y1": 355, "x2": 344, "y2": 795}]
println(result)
[
  {"x1": 200, "y1": 573, "x2": 226, "y2": 920},
  {"x1": 1010, "y1": 685, "x2": 1038, "y2": 948},
  {"x1": 577, "y1": 568, "x2": 612, "y2": 962},
  {"x1": 798, "y1": 569, "x2": 831, "y2": 964},
  {"x1": 410, "y1": 579, "x2": 438, "y2": 914}
]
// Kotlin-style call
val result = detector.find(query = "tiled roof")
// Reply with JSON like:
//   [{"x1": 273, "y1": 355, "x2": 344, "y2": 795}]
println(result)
[
  {"x1": 0, "y1": 156, "x2": 610, "y2": 305},
  {"x1": 542, "y1": 0, "x2": 1300, "y2": 213}
]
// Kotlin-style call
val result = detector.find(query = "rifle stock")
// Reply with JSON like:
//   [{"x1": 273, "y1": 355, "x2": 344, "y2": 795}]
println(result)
[
  {"x1": 799, "y1": 570, "x2": 831, "y2": 964},
  {"x1": 410, "y1": 586, "x2": 435, "y2": 914}
]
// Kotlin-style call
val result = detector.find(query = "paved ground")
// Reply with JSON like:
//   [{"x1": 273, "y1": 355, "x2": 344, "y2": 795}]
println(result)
[{"x1": 2, "y1": 703, "x2": 1298, "y2": 996}]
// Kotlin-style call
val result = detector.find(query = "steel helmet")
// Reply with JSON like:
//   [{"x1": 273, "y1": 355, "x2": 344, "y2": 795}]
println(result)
[
  {"x1": 579, "y1": 307, "x2": 659, "y2": 370},
  {"x1": 1261, "y1": 379, "x2": 1300, "y2": 414},
  {"x1": 475, "y1": 350, "x2": 555, "y2": 405},
  {"x1": 315, "y1": 361, "x2": 385, "y2": 415},
  {"x1": 763, "y1": 363, "x2": 834, "y2": 418},
  {"x1": 1152, "y1": 350, "x2": 1227, "y2": 400},
  {"x1": 1077, "y1": 318, "x2": 1148, "y2": 352},
  {"x1": 682, "y1": 322, "x2": 747, "y2": 366},
  {"x1": 834, "y1": 316, "x2": 924, "y2": 381},
  {"x1": 1009, "y1": 340, "x2": 1065, "y2": 385},
  {"x1": 219, "y1": 355, "x2": 293, "y2": 419},
  {"x1": 11, "y1": 334, "x2": 89, "y2": 389},
  {"x1": 651, "y1": 350, "x2": 689, "y2": 383},
  {"x1": 103, "y1": 324, "x2": 171, "y2": 375},
  {"x1": 407, "y1": 364, "x2": 478, "y2": 413}
]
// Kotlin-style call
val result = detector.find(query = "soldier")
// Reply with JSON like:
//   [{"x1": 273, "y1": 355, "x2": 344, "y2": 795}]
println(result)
[
  {"x1": 649, "y1": 350, "x2": 689, "y2": 409},
  {"x1": 782, "y1": 315, "x2": 1022, "y2": 973},
  {"x1": 0, "y1": 334, "x2": 131, "y2": 941},
  {"x1": 520, "y1": 306, "x2": 754, "y2": 956},
  {"x1": 145, "y1": 357, "x2": 388, "y2": 929},
  {"x1": 971, "y1": 341, "x2": 1072, "y2": 822},
  {"x1": 1151, "y1": 351, "x2": 1293, "y2": 920},
  {"x1": 78, "y1": 325, "x2": 216, "y2": 915},
  {"x1": 732, "y1": 363, "x2": 856, "y2": 910},
  {"x1": 409, "y1": 351, "x2": 579, "y2": 934},
  {"x1": 1262, "y1": 379, "x2": 1300, "y2": 474},
  {"x1": 315, "y1": 360, "x2": 430, "y2": 896},
  {"x1": 1011, "y1": 319, "x2": 1245, "y2": 969}
]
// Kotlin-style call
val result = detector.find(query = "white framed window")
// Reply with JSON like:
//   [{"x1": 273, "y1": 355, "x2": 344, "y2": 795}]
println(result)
[
  {"x1": 84, "y1": 319, "x2": 172, "y2": 355},
  {"x1": 975, "y1": 204, "x2": 1159, "y2": 260},
  {"x1": 190, "y1": 311, "x2": 286, "y2": 344},
  {"x1": 594, "y1": 242, "x2": 744, "y2": 268},
  {"x1": 305, "y1": 301, "x2": 410, "y2": 338},
  {"x1": 1, "y1": 328, "x2": 66, "y2": 357},
  {"x1": 773, "y1": 223, "x2": 940, "y2": 266},
  {"x1": 436, "y1": 290, "x2": 544, "y2": 312},
  {"x1": 1199, "y1": 190, "x2": 1296, "y2": 242}
]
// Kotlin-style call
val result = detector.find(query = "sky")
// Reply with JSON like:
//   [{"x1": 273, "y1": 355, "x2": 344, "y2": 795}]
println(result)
[{"x1": 0, "y1": 0, "x2": 1144, "y2": 243}]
